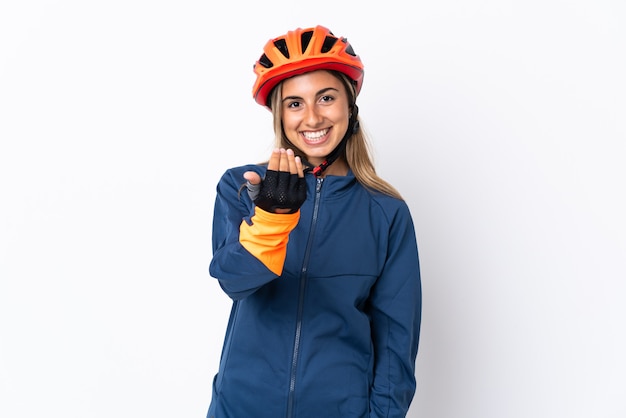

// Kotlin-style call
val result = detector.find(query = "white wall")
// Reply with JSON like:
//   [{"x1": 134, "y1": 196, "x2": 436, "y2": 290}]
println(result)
[{"x1": 1, "y1": 1, "x2": 624, "y2": 417}]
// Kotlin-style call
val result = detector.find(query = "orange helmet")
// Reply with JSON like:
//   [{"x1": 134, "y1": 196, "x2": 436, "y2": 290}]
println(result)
[{"x1": 252, "y1": 25, "x2": 364, "y2": 108}]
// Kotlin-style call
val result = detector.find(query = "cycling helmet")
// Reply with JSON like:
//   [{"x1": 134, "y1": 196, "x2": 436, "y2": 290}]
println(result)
[{"x1": 252, "y1": 25, "x2": 364, "y2": 108}]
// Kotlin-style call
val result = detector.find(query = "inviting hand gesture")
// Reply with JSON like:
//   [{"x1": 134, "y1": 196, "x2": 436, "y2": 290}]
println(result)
[{"x1": 244, "y1": 148, "x2": 306, "y2": 214}]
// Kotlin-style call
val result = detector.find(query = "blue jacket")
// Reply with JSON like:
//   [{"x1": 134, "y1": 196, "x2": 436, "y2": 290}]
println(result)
[{"x1": 208, "y1": 164, "x2": 421, "y2": 418}]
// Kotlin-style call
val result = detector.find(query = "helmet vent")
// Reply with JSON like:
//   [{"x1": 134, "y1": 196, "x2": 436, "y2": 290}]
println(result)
[
  {"x1": 321, "y1": 35, "x2": 338, "y2": 53},
  {"x1": 300, "y1": 31, "x2": 314, "y2": 53},
  {"x1": 273, "y1": 39, "x2": 290, "y2": 58},
  {"x1": 343, "y1": 40, "x2": 357, "y2": 57},
  {"x1": 258, "y1": 54, "x2": 274, "y2": 68}
]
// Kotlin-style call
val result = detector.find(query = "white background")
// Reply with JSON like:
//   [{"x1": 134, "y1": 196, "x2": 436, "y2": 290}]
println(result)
[{"x1": 1, "y1": 1, "x2": 625, "y2": 417}]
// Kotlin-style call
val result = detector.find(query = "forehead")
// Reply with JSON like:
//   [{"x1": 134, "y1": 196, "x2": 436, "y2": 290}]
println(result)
[{"x1": 281, "y1": 70, "x2": 346, "y2": 96}]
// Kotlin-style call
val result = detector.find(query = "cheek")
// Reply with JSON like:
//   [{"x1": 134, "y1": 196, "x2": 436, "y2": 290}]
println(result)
[
  {"x1": 328, "y1": 107, "x2": 349, "y2": 123},
  {"x1": 281, "y1": 115, "x2": 299, "y2": 133}
]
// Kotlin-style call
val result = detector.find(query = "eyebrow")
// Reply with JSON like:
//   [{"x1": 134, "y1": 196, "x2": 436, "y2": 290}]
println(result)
[{"x1": 282, "y1": 87, "x2": 340, "y2": 103}]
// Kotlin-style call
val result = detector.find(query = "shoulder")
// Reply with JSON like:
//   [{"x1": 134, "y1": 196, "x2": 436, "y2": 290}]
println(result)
[
  {"x1": 367, "y1": 188, "x2": 410, "y2": 213},
  {"x1": 364, "y1": 188, "x2": 415, "y2": 226}
]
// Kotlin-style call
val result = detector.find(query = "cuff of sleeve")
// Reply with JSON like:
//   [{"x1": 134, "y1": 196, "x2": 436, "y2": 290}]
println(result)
[{"x1": 239, "y1": 206, "x2": 300, "y2": 275}]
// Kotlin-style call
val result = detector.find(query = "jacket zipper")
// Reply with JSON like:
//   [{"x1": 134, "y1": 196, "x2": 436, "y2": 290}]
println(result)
[{"x1": 286, "y1": 177, "x2": 324, "y2": 418}]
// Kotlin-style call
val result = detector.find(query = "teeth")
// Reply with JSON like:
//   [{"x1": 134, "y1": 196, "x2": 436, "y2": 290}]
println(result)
[{"x1": 302, "y1": 129, "x2": 328, "y2": 140}]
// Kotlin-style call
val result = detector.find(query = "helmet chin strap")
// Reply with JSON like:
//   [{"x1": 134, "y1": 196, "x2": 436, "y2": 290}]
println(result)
[{"x1": 302, "y1": 104, "x2": 360, "y2": 177}]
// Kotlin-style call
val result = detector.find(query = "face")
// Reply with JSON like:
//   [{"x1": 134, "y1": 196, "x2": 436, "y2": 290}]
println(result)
[{"x1": 280, "y1": 70, "x2": 351, "y2": 166}]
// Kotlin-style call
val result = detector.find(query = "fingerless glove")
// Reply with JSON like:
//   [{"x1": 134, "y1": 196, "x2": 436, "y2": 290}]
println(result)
[{"x1": 248, "y1": 170, "x2": 306, "y2": 213}]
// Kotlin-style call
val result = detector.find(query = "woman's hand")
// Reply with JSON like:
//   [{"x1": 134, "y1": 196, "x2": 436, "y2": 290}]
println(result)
[{"x1": 244, "y1": 148, "x2": 306, "y2": 214}]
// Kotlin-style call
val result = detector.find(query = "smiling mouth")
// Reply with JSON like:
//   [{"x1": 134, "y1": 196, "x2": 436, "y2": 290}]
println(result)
[{"x1": 302, "y1": 128, "x2": 329, "y2": 143}]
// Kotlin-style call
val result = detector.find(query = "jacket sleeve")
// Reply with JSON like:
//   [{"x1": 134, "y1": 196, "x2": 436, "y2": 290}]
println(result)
[
  {"x1": 209, "y1": 168, "x2": 299, "y2": 300},
  {"x1": 368, "y1": 202, "x2": 422, "y2": 417}
]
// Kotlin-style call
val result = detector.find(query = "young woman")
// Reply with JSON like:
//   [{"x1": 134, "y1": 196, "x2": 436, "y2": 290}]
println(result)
[{"x1": 207, "y1": 25, "x2": 421, "y2": 418}]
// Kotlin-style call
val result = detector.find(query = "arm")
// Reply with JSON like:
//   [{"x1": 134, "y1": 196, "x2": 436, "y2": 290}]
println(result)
[
  {"x1": 209, "y1": 150, "x2": 305, "y2": 300},
  {"x1": 209, "y1": 167, "x2": 286, "y2": 300},
  {"x1": 368, "y1": 203, "x2": 422, "y2": 417}
]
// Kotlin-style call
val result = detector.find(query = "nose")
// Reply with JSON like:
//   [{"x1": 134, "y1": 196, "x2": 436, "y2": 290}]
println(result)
[{"x1": 304, "y1": 105, "x2": 323, "y2": 127}]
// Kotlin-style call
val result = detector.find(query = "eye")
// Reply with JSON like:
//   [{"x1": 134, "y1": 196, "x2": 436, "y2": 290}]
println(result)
[
  {"x1": 286, "y1": 100, "x2": 302, "y2": 109},
  {"x1": 319, "y1": 95, "x2": 334, "y2": 103}
]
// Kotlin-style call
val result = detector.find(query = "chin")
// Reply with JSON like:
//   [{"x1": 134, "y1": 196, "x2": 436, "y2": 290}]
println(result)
[{"x1": 305, "y1": 151, "x2": 332, "y2": 162}]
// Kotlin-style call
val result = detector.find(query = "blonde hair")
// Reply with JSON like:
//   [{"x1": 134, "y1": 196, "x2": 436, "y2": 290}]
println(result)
[{"x1": 268, "y1": 71, "x2": 403, "y2": 200}]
